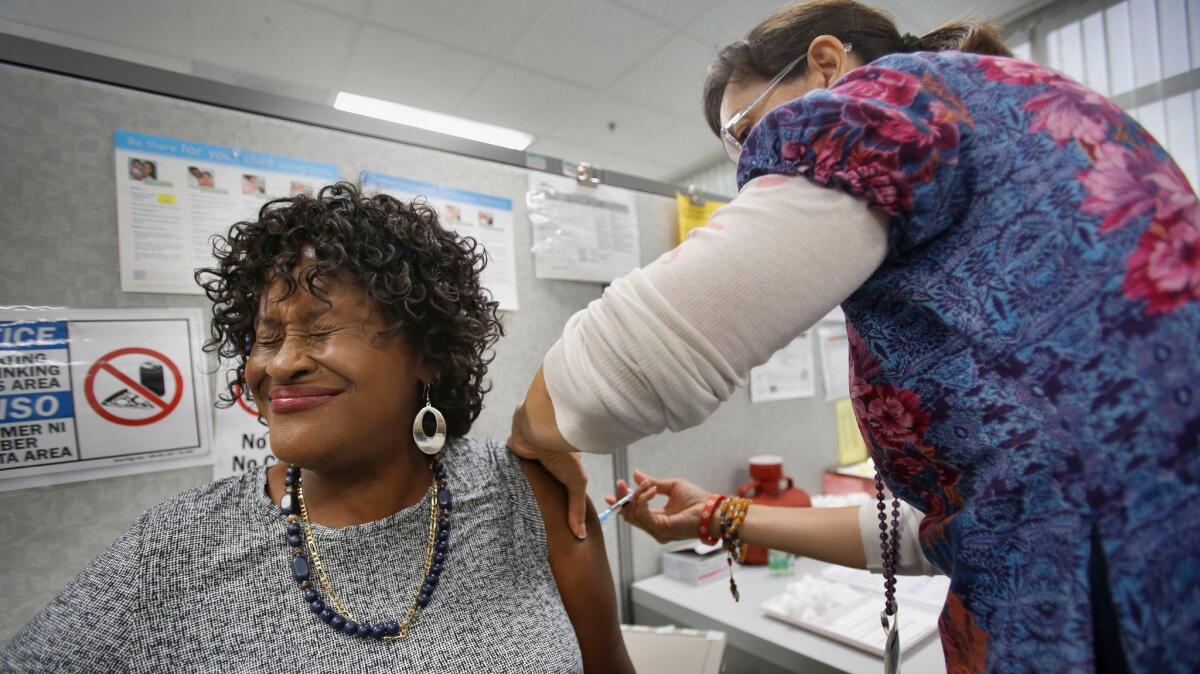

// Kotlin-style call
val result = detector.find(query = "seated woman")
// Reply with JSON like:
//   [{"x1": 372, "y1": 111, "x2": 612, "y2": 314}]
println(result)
[{"x1": 2, "y1": 183, "x2": 633, "y2": 673}]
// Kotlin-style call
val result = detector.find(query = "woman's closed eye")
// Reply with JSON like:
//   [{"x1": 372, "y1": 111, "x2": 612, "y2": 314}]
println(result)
[{"x1": 306, "y1": 321, "x2": 344, "y2": 341}]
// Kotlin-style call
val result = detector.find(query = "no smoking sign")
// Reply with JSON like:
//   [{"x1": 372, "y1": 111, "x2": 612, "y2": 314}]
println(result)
[{"x1": 84, "y1": 347, "x2": 183, "y2": 426}]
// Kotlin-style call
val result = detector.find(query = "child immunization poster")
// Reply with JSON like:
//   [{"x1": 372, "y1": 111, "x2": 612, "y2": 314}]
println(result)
[{"x1": 114, "y1": 130, "x2": 340, "y2": 294}]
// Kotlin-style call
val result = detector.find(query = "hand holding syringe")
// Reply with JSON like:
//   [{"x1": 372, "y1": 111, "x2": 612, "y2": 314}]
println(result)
[{"x1": 598, "y1": 470, "x2": 713, "y2": 543}]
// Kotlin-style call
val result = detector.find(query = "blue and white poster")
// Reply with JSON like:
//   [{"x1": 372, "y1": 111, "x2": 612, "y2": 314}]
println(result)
[
  {"x1": 113, "y1": 130, "x2": 340, "y2": 295},
  {"x1": 362, "y1": 172, "x2": 519, "y2": 310},
  {"x1": 0, "y1": 308, "x2": 212, "y2": 491}
]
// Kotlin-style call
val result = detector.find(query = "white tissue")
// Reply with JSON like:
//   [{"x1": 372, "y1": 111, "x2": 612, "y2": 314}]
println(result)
[{"x1": 772, "y1": 575, "x2": 861, "y2": 623}]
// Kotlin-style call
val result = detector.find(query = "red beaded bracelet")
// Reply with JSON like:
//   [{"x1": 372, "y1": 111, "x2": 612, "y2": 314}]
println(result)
[{"x1": 697, "y1": 494, "x2": 727, "y2": 545}]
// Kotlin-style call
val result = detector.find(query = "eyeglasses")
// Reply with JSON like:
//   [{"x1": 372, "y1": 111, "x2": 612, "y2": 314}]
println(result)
[{"x1": 721, "y1": 42, "x2": 852, "y2": 164}]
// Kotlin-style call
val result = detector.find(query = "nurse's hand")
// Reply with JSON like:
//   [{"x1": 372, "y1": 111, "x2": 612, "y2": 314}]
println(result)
[
  {"x1": 606, "y1": 470, "x2": 711, "y2": 544},
  {"x1": 508, "y1": 403, "x2": 589, "y2": 540}
]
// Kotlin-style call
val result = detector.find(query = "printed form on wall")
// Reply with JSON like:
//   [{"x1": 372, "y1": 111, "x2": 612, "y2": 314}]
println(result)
[
  {"x1": 114, "y1": 130, "x2": 340, "y2": 295},
  {"x1": 0, "y1": 308, "x2": 212, "y2": 491},
  {"x1": 527, "y1": 173, "x2": 641, "y2": 283},
  {"x1": 750, "y1": 333, "x2": 815, "y2": 403}
]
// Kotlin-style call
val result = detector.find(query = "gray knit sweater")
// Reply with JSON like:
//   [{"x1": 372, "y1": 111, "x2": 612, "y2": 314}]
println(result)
[{"x1": 2, "y1": 438, "x2": 583, "y2": 673}]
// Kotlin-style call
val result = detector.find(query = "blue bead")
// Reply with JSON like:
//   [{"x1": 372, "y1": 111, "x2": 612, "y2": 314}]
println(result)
[
  {"x1": 287, "y1": 523, "x2": 301, "y2": 536},
  {"x1": 437, "y1": 489, "x2": 452, "y2": 510},
  {"x1": 309, "y1": 600, "x2": 324, "y2": 614},
  {"x1": 287, "y1": 534, "x2": 302, "y2": 548},
  {"x1": 343, "y1": 621, "x2": 358, "y2": 635},
  {"x1": 434, "y1": 553, "x2": 445, "y2": 565},
  {"x1": 437, "y1": 530, "x2": 449, "y2": 543},
  {"x1": 417, "y1": 593, "x2": 430, "y2": 607},
  {"x1": 370, "y1": 625, "x2": 386, "y2": 639},
  {"x1": 421, "y1": 583, "x2": 434, "y2": 596},
  {"x1": 286, "y1": 465, "x2": 300, "y2": 476},
  {"x1": 304, "y1": 588, "x2": 319, "y2": 602},
  {"x1": 356, "y1": 624, "x2": 370, "y2": 637},
  {"x1": 291, "y1": 555, "x2": 310, "y2": 581},
  {"x1": 320, "y1": 608, "x2": 334, "y2": 623},
  {"x1": 427, "y1": 572, "x2": 440, "y2": 586},
  {"x1": 284, "y1": 475, "x2": 295, "y2": 487},
  {"x1": 330, "y1": 615, "x2": 345, "y2": 629},
  {"x1": 436, "y1": 541, "x2": 449, "y2": 554},
  {"x1": 438, "y1": 518, "x2": 450, "y2": 532},
  {"x1": 431, "y1": 563, "x2": 443, "y2": 575},
  {"x1": 384, "y1": 621, "x2": 399, "y2": 635}
]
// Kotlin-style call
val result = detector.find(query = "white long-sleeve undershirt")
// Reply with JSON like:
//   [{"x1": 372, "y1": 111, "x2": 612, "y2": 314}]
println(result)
[
  {"x1": 544, "y1": 174, "x2": 888, "y2": 451},
  {"x1": 542, "y1": 173, "x2": 939, "y2": 575}
]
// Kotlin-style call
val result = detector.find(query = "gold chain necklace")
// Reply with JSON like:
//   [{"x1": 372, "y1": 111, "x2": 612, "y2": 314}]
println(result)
[{"x1": 281, "y1": 460, "x2": 452, "y2": 641}]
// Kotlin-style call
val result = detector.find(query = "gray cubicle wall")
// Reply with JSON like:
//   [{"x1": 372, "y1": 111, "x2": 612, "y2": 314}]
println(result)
[
  {"x1": 0, "y1": 57, "x2": 842, "y2": 644},
  {"x1": 0, "y1": 60, "x2": 652, "y2": 640}
]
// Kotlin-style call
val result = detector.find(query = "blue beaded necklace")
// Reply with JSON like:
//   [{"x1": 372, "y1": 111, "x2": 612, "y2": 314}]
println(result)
[{"x1": 280, "y1": 459, "x2": 452, "y2": 640}]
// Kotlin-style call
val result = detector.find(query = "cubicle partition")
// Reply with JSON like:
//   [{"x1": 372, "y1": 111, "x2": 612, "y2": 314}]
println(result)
[{"x1": 0, "y1": 35, "x2": 843, "y2": 644}]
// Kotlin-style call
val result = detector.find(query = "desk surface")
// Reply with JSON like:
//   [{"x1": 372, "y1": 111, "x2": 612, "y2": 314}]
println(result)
[{"x1": 632, "y1": 558, "x2": 947, "y2": 674}]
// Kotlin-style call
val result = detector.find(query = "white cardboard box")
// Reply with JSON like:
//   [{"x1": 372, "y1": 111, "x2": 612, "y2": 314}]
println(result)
[
  {"x1": 621, "y1": 625, "x2": 726, "y2": 674},
  {"x1": 661, "y1": 540, "x2": 727, "y2": 586}
]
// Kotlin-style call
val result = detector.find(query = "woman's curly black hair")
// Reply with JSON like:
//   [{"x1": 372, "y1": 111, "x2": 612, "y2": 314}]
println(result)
[{"x1": 196, "y1": 181, "x2": 503, "y2": 437}]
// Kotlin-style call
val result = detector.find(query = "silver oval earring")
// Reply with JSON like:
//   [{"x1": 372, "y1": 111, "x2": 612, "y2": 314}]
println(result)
[{"x1": 413, "y1": 382, "x2": 447, "y2": 455}]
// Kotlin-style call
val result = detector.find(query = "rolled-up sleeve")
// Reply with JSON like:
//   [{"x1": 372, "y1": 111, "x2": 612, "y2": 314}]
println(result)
[
  {"x1": 543, "y1": 173, "x2": 889, "y2": 453},
  {"x1": 857, "y1": 499, "x2": 940, "y2": 576}
]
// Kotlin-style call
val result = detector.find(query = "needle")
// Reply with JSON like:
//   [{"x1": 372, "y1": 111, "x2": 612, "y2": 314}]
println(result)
[{"x1": 597, "y1": 489, "x2": 636, "y2": 524}]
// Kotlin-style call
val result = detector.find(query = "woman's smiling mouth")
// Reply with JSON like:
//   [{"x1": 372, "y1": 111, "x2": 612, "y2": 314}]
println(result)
[{"x1": 268, "y1": 386, "x2": 344, "y2": 413}]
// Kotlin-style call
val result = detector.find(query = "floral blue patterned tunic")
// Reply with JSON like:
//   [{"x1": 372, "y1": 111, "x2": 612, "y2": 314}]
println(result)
[{"x1": 738, "y1": 52, "x2": 1199, "y2": 673}]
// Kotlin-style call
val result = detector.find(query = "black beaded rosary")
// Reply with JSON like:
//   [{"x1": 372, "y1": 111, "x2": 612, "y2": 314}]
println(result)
[
  {"x1": 875, "y1": 469, "x2": 902, "y2": 672},
  {"x1": 280, "y1": 459, "x2": 453, "y2": 640}
]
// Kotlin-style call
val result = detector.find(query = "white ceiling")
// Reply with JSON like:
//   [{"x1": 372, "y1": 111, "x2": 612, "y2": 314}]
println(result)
[{"x1": 0, "y1": 0, "x2": 1040, "y2": 182}]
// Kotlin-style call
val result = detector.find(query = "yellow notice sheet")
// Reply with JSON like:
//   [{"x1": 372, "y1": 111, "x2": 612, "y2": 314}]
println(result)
[
  {"x1": 835, "y1": 398, "x2": 868, "y2": 465},
  {"x1": 675, "y1": 192, "x2": 728, "y2": 244}
]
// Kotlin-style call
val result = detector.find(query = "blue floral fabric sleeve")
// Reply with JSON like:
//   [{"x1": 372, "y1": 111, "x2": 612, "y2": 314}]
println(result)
[{"x1": 736, "y1": 54, "x2": 975, "y2": 257}]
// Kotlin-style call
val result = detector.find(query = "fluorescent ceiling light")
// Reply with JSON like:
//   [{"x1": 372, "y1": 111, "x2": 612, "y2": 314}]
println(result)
[{"x1": 334, "y1": 91, "x2": 534, "y2": 151}]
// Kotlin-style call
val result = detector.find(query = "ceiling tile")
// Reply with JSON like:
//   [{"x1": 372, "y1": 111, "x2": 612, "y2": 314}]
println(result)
[
  {"x1": 191, "y1": 0, "x2": 354, "y2": 90},
  {"x1": 880, "y1": 0, "x2": 1033, "y2": 32},
  {"x1": 605, "y1": 153, "x2": 679, "y2": 182},
  {"x1": 526, "y1": 136, "x2": 617, "y2": 168},
  {"x1": 686, "y1": 0, "x2": 794, "y2": 46},
  {"x1": 607, "y1": 34, "x2": 716, "y2": 117},
  {"x1": 368, "y1": 0, "x2": 549, "y2": 57},
  {"x1": 282, "y1": 0, "x2": 367, "y2": 19},
  {"x1": 0, "y1": 0, "x2": 194, "y2": 58},
  {"x1": 341, "y1": 24, "x2": 492, "y2": 112},
  {"x1": 634, "y1": 118, "x2": 725, "y2": 176},
  {"x1": 191, "y1": 61, "x2": 335, "y2": 104},
  {"x1": 0, "y1": 18, "x2": 193, "y2": 74},
  {"x1": 456, "y1": 65, "x2": 592, "y2": 138},
  {"x1": 551, "y1": 94, "x2": 677, "y2": 157},
  {"x1": 608, "y1": 0, "x2": 723, "y2": 28},
  {"x1": 503, "y1": 0, "x2": 671, "y2": 89}
]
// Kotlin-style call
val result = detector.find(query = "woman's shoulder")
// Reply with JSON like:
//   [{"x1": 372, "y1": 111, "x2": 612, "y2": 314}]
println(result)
[
  {"x1": 444, "y1": 436, "x2": 524, "y2": 485},
  {"x1": 444, "y1": 437, "x2": 546, "y2": 525},
  {"x1": 137, "y1": 468, "x2": 266, "y2": 537}
]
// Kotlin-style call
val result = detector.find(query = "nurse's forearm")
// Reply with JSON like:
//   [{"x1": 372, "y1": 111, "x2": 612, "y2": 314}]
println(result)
[
  {"x1": 517, "y1": 366, "x2": 579, "y2": 454},
  {"x1": 739, "y1": 505, "x2": 867, "y2": 569}
]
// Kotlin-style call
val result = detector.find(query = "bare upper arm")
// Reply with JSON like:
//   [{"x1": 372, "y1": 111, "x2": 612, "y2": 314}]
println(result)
[{"x1": 520, "y1": 458, "x2": 635, "y2": 674}]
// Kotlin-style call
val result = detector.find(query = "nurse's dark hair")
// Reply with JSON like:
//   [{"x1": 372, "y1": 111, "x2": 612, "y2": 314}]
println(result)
[
  {"x1": 196, "y1": 181, "x2": 503, "y2": 437},
  {"x1": 703, "y1": 0, "x2": 1011, "y2": 135}
]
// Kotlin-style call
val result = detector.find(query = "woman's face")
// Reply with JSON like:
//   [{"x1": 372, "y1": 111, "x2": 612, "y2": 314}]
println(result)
[
  {"x1": 718, "y1": 35, "x2": 859, "y2": 154},
  {"x1": 244, "y1": 262, "x2": 426, "y2": 472}
]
